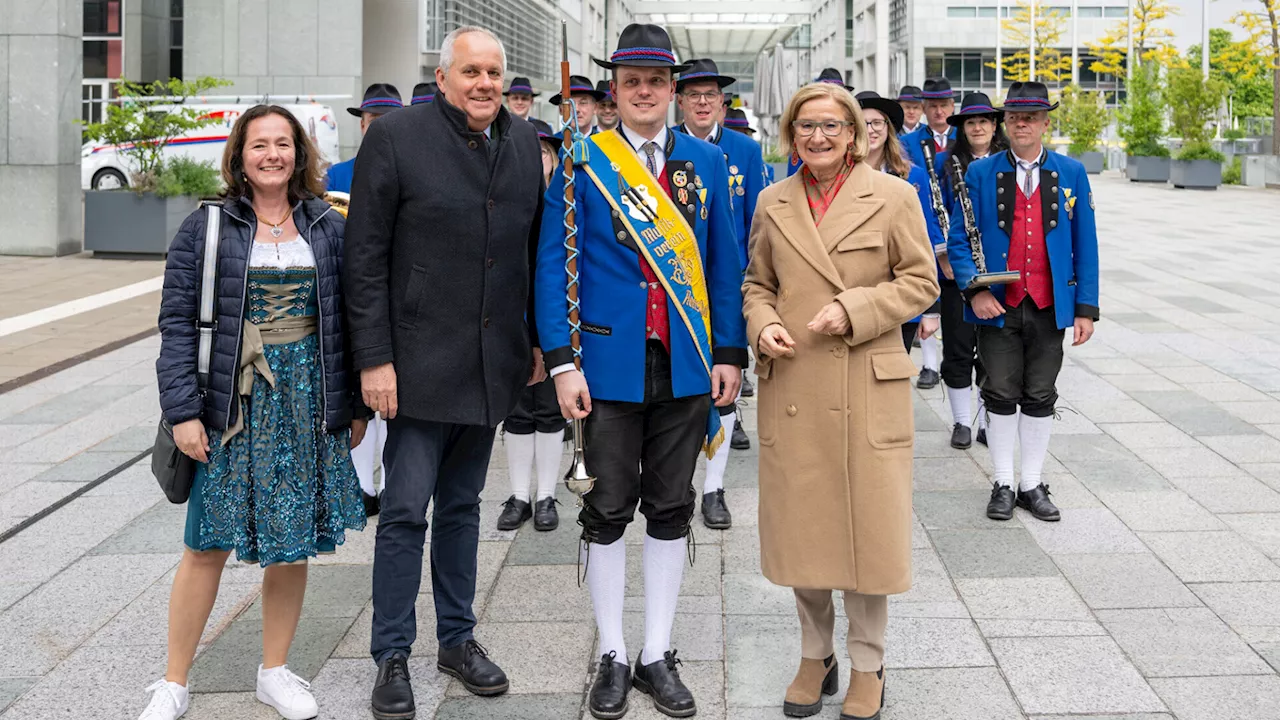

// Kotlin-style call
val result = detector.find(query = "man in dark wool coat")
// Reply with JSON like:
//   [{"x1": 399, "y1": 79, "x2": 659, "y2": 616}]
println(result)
[{"x1": 343, "y1": 25, "x2": 546, "y2": 720}]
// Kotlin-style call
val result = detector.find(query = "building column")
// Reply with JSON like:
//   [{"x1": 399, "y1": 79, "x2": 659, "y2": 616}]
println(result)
[
  {"x1": 874, "y1": 0, "x2": 889, "y2": 94},
  {"x1": 1, "y1": 1, "x2": 84, "y2": 256}
]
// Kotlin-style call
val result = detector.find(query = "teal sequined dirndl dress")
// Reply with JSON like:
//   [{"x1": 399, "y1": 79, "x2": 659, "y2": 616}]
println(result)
[{"x1": 184, "y1": 237, "x2": 366, "y2": 566}]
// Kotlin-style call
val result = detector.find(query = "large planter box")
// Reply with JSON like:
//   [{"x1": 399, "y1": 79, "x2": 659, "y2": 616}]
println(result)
[
  {"x1": 1170, "y1": 159, "x2": 1222, "y2": 190},
  {"x1": 1071, "y1": 151, "x2": 1104, "y2": 174},
  {"x1": 85, "y1": 192, "x2": 201, "y2": 255},
  {"x1": 1126, "y1": 155, "x2": 1171, "y2": 183}
]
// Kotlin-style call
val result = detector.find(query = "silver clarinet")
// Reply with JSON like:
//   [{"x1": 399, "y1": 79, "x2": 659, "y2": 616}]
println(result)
[
  {"x1": 948, "y1": 155, "x2": 1020, "y2": 288},
  {"x1": 921, "y1": 139, "x2": 949, "y2": 255}
]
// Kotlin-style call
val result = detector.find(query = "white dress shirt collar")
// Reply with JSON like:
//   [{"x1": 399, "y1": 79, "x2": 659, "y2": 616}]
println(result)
[{"x1": 620, "y1": 124, "x2": 669, "y2": 174}]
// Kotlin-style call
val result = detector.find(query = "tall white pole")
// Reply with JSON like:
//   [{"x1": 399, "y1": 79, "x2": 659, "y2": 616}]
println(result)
[
  {"x1": 996, "y1": 0, "x2": 1004, "y2": 96},
  {"x1": 1029, "y1": 0, "x2": 1037, "y2": 81},
  {"x1": 1071, "y1": 0, "x2": 1079, "y2": 84},
  {"x1": 1201, "y1": 0, "x2": 1210, "y2": 78},
  {"x1": 1126, "y1": 0, "x2": 1134, "y2": 78}
]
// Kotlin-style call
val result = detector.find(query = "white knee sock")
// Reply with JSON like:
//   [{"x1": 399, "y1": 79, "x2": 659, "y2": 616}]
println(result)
[
  {"x1": 703, "y1": 437, "x2": 730, "y2": 494},
  {"x1": 986, "y1": 412, "x2": 1019, "y2": 489},
  {"x1": 534, "y1": 430, "x2": 564, "y2": 501},
  {"x1": 504, "y1": 432, "x2": 535, "y2": 502},
  {"x1": 921, "y1": 335, "x2": 939, "y2": 371},
  {"x1": 976, "y1": 395, "x2": 988, "y2": 430},
  {"x1": 947, "y1": 385, "x2": 972, "y2": 427},
  {"x1": 585, "y1": 540, "x2": 628, "y2": 660},
  {"x1": 642, "y1": 534, "x2": 687, "y2": 666},
  {"x1": 352, "y1": 415, "x2": 381, "y2": 496},
  {"x1": 1019, "y1": 415, "x2": 1054, "y2": 492}
]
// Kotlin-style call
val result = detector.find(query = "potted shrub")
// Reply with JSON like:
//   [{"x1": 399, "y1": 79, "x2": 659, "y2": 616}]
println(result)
[
  {"x1": 82, "y1": 76, "x2": 228, "y2": 254},
  {"x1": 1057, "y1": 84, "x2": 1108, "y2": 174},
  {"x1": 1165, "y1": 68, "x2": 1228, "y2": 190},
  {"x1": 1119, "y1": 63, "x2": 1171, "y2": 182}
]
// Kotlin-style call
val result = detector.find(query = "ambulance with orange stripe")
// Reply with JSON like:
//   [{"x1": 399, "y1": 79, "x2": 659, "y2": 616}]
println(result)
[{"x1": 81, "y1": 100, "x2": 342, "y2": 191}]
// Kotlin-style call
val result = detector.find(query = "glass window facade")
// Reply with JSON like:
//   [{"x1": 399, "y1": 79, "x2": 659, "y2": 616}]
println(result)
[
  {"x1": 424, "y1": 0, "x2": 559, "y2": 82},
  {"x1": 947, "y1": 7, "x2": 977, "y2": 18}
]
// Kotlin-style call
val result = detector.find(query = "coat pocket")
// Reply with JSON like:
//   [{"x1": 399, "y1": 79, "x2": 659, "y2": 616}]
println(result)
[
  {"x1": 398, "y1": 264, "x2": 428, "y2": 329},
  {"x1": 866, "y1": 350, "x2": 916, "y2": 449},
  {"x1": 836, "y1": 231, "x2": 884, "y2": 253}
]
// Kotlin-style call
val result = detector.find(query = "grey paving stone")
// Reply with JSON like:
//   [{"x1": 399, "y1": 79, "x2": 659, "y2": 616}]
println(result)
[
  {"x1": 0, "y1": 679, "x2": 35, "y2": 715},
  {"x1": 1, "y1": 384, "x2": 138, "y2": 424},
  {"x1": 1066, "y1": 459, "x2": 1173, "y2": 493},
  {"x1": 912, "y1": 457, "x2": 990, "y2": 492},
  {"x1": 1070, "y1": 399, "x2": 1163, "y2": 424},
  {"x1": 1027, "y1": 715, "x2": 1173, "y2": 720},
  {"x1": 1158, "y1": 296, "x2": 1237, "y2": 314},
  {"x1": 1095, "y1": 490, "x2": 1226, "y2": 532},
  {"x1": 1240, "y1": 462, "x2": 1280, "y2": 492},
  {"x1": 180, "y1": 692, "x2": 286, "y2": 720},
  {"x1": 625, "y1": 544, "x2": 721, "y2": 599},
  {"x1": 1219, "y1": 400, "x2": 1280, "y2": 424},
  {"x1": 875, "y1": 667, "x2": 1024, "y2": 720},
  {"x1": 1097, "y1": 422, "x2": 1198, "y2": 449},
  {"x1": 89, "y1": 501, "x2": 188, "y2": 555},
  {"x1": 988, "y1": 636, "x2": 1166, "y2": 714},
  {"x1": 1165, "y1": 474, "x2": 1280, "y2": 513},
  {"x1": 1191, "y1": 582, "x2": 1280, "y2": 633},
  {"x1": 976, "y1": 619, "x2": 1107, "y2": 638},
  {"x1": 1035, "y1": 473, "x2": 1105, "y2": 509},
  {"x1": 189, "y1": 614, "x2": 353, "y2": 691},
  {"x1": 0, "y1": 645, "x2": 167, "y2": 720},
  {"x1": 299, "y1": 565, "x2": 373, "y2": 619},
  {"x1": 1139, "y1": 531, "x2": 1280, "y2": 583},
  {"x1": 29, "y1": 449, "x2": 146, "y2": 483},
  {"x1": 957, "y1": 577, "x2": 1092, "y2": 621},
  {"x1": 1254, "y1": 642, "x2": 1280, "y2": 672},
  {"x1": 444, "y1": 621, "x2": 593, "y2": 696},
  {"x1": 85, "y1": 580, "x2": 260, "y2": 649},
  {"x1": 485, "y1": 564, "x2": 594, "y2": 622},
  {"x1": 0, "y1": 480, "x2": 75, "y2": 517},
  {"x1": 1048, "y1": 435, "x2": 1139, "y2": 464},
  {"x1": 435, "y1": 693, "x2": 585, "y2": 720},
  {"x1": 914, "y1": 491, "x2": 1023, "y2": 530},
  {"x1": 1126, "y1": 391, "x2": 1261, "y2": 437},
  {"x1": 622, "y1": 610, "x2": 725, "y2": 662},
  {"x1": 1055, "y1": 553, "x2": 1202, "y2": 609},
  {"x1": 1188, "y1": 381, "x2": 1275, "y2": 403},
  {"x1": 86, "y1": 425, "x2": 156, "y2": 452},
  {"x1": 1221, "y1": 513, "x2": 1280, "y2": 558},
  {"x1": 1149, "y1": 675, "x2": 1280, "y2": 720},
  {"x1": 1202, "y1": 434, "x2": 1280, "y2": 463},
  {"x1": 930, "y1": 528, "x2": 1060, "y2": 579},
  {"x1": 1021, "y1": 507, "x2": 1147, "y2": 555},
  {"x1": 721, "y1": 526, "x2": 761, "y2": 574},
  {"x1": 1080, "y1": 358, "x2": 1151, "y2": 375},
  {"x1": 1130, "y1": 446, "x2": 1244, "y2": 480},
  {"x1": 0, "y1": 462, "x2": 52, "y2": 496},
  {"x1": 0, "y1": 423, "x2": 56, "y2": 449},
  {"x1": 723, "y1": 572, "x2": 797, "y2": 615},
  {"x1": 725, "y1": 614, "x2": 811, "y2": 707},
  {"x1": 1105, "y1": 374, "x2": 1185, "y2": 393},
  {"x1": 885, "y1": 617, "x2": 993, "y2": 668},
  {"x1": 914, "y1": 430, "x2": 962, "y2": 458},
  {"x1": 1096, "y1": 607, "x2": 1275, "y2": 677},
  {"x1": 895, "y1": 547, "x2": 960, "y2": 606}
]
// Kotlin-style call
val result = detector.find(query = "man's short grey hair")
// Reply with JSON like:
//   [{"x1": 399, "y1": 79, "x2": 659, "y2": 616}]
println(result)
[{"x1": 439, "y1": 26, "x2": 507, "y2": 74}]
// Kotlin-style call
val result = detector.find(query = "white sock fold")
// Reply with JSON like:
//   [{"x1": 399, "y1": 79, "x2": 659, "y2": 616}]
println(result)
[
  {"x1": 534, "y1": 430, "x2": 564, "y2": 501},
  {"x1": 641, "y1": 534, "x2": 687, "y2": 666},
  {"x1": 585, "y1": 540, "x2": 628, "y2": 661},
  {"x1": 947, "y1": 385, "x2": 972, "y2": 427},
  {"x1": 1019, "y1": 414, "x2": 1054, "y2": 492},
  {"x1": 504, "y1": 432, "x2": 535, "y2": 502},
  {"x1": 703, "y1": 437, "x2": 730, "y2": 494},
  {"x1": 921, "y1": 335, "x2": 939, "y2": 371},
  {"x1": 986, "y1": 412, "x2": 1019, "y2": 489}
]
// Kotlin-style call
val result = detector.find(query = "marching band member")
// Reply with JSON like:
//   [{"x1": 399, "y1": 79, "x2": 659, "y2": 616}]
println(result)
[
  {"x1": 549, "y1": 74, "x2": 605, "y2": 136},
  {"x1": 939, "y1": 92, "x2": 1008, "y2": 449},
  {"x1": 536, "y1": 23, "x2": 747, "y2": 718},
  {"x1": 674, "y1": 57, "x2": 768, "y2": 530},
  {"x1": 410, "y1": 82, "x2": 437, "y2": 106},
  {"x1": 946, "y1": 81, "x2": 1099, "y2": 523},
  {"x1": 897, "y1": 85, "x2": 925, "y2": 135},
  {"x1": 504, "y1": 76, "x2": 538, "y2": 120},
  {"x1": 595, "y1": 80, "x2": 621, "y2": 131}
]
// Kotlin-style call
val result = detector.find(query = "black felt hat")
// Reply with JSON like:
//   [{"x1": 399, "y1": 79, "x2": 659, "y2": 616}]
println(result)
[
  {"x1": 410, "y1": 82, "x2": 437, "y2": 106},
  {"x1": 677, "y1": 58, "x2": 737, "y2": 89},
  {"x1": 897, "y1": 85, "x2": 924, "y2": 103},
  {"x1": 504, "y1": 77, "x2": 540, "y2": 97},
  {"x1": 593, "y1": 23, "x2": 691, "y2": 72},
  {"x1": 815, "y1": 68, "x2": 853, "y2": 91},
  {"x1": 548, "y1": 74, "x2": 607, "y2": 105},
  {"x1": 947, "y1": 92, "x2": 1004, "y2": 126},
  {"x1": 999, "y1": 81, "x2": 1059, "y2": 112},
  {"x1": 724, "y1": 108, "x2": 755, "y2": 134},
  {"x1": 921, "y1": 77, "x2": 957, "y2": 101},
  {"x1": 595, "y1": 79, "x2": 615, "y2": 102},
  {"x1": 529, "y1": 117, "x2": 560, "y2": 150},
  {"x1": 347, "y1": 83, "x2": 403, "y2": 117},
  {"x1": 856, "y1": 91, "x2": 905, "y2": 133}
]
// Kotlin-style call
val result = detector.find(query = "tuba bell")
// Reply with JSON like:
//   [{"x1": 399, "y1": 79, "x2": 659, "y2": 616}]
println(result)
[{"x1": 323, "y1": 190, "x2": 350, "y2": 218}]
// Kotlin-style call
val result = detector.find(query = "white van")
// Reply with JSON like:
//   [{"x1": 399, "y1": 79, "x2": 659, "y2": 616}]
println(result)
[{"x1": 82, "y1": 101, "x2": 343, "y2": 191}]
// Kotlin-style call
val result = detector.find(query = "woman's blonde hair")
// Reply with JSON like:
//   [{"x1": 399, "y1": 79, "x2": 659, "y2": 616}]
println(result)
[{"x1": 778, "y1": 83, "x2": 869, "y2": 164}]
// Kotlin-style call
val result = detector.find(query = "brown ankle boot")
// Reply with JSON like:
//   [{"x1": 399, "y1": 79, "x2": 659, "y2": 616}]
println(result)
[
  {"x1": 840, "y1": 666, "x2": 884, "y2": 720},
  {"x1": 783, "y1": 654, "x2": 838, "y2": 717}
]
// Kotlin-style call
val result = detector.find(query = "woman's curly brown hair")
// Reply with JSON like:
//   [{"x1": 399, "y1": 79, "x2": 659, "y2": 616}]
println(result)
[{"x1": 221, "y1": 104, "x2": 326, "y2": 204}]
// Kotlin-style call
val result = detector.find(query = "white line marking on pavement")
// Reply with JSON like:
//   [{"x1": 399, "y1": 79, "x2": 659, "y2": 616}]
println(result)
[{"x1": 0, "y1": 275, "x2": 165, "y2": 338}]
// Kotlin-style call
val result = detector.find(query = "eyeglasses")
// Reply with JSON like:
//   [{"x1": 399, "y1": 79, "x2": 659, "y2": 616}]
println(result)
[
  {"x1": 681, "y1": 91, "x2": 722, "y2": 103},
  {"x1": 792, "y1": 120, "x2": 854, "y2": 137},
  {"x1": 865, "y1": 118, "x2": 888, "y2": 131}
]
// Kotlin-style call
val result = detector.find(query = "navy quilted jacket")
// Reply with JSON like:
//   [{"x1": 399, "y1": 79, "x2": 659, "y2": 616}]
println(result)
[{"x1": 156, "y1": 196, "x2": 357, "y2": 431}]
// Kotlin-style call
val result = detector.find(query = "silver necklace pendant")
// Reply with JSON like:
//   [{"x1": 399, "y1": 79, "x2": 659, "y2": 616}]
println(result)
[{"x1": 270, "y1": 225, "x2": 283, "y2": 238}]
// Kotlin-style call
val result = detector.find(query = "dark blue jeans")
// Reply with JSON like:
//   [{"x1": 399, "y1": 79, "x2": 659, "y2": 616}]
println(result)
[{"x1": 371, "y1": 417, "x2": 496, "y2": 663}]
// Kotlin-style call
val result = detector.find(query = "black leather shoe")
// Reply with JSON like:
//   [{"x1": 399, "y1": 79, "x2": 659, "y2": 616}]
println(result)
[
  {"x1": 437, "y1": 639, "x2": 509, "y2": 696},
  {"x1": 731, "y1": 419, "x2": 751, "y2": 450},
  {"x1": 363, "y1": 492, "x2": 381, "y2": 518},
  {"x1": 633, "y1": 650, "x2": 695, "y2": 718},
  {"x1": 588, "y1": 651, "x2": 631, "y2": 719},
  {"x1": 495, "y1": 496, "x2": 531, "y2": 531},
  {"x1": 740, "y1": 372, "x2": 755, "y2": 397},
  {"x1": 917, "y1": 367, "x2": 941, "y2": 389},
  {"x1": 702, "y1": 489, "x2": 732, "y2": 530},
  {"x1": 975, "y1": 428, "x2": 988, "y2": 446},
  {"x1": 950, "y1": 423, "x2": 972, "y2": 449},
  {"x1": 1017, "y1": 484, "x2": 1061, "y2": 522},
  {"x1": 986, "y1": 483, "x2": 1016, "y2": 521},
  {"x1": 533, "y1": 497, "x2": 559, "y2": 531},
  {"x1": 371, "y1": 655, "x2": 415, "y2": 720}
]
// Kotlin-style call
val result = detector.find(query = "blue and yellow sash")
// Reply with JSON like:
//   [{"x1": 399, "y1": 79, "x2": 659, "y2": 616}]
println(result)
[{"x1": 580, "y1": 130, "x2": 724, "y2": 457}]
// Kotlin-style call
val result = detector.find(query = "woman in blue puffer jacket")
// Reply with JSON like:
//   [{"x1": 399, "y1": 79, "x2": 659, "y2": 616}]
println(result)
[{"x1": 140, "y1": 105, "x2": 368, "y2": 720}]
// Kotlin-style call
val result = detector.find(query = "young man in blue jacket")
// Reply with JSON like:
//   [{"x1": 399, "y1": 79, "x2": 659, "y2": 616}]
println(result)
[{"x1": 946, "y1": 82, "x2": 1099, "y2": 524}]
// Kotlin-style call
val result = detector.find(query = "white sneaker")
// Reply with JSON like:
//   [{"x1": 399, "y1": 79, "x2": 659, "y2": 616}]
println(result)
[
  {"x1": 255, "y1": 664, "x2": 319, "y2": 720},
  {"x1": 137, "y1": 679, "x2": 189, "y2": 720}
]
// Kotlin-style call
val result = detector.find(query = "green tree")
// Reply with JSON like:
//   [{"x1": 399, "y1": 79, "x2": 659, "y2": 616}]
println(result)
[
  {"x1": 991, "y1": 0, "x2": 1076, "y2": 83},
  {"x1": 1057, "y1": 85, "x2": 1111, "y2": 154},
  {"x1": 82, "y1": 76, "x2": 230, "y2": 194},
  {"x1": 1088, "y1": 0, "x2": 1182, "y2": 77},
  {"x1": 1117, "y1": 61, "x2": 1169, "y2": 156},
  {"x1": 1165, "y1": 67, "x2": 1228, "y2": 160},
  {"x1": 1187, "y1": 28, "x2": 1273, "y2": 120},
  {"x1": 1231, "y1": 0, "x2": 1280, "y2": 155}
]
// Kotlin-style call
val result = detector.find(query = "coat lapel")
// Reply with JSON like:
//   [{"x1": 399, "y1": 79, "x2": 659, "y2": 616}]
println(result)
[
  {"x1": 815, "y1": 163, "x2": 885, "y2": 253},
  {"x1": 765, "y1": 174, "x2": 846, "y2": 291}
]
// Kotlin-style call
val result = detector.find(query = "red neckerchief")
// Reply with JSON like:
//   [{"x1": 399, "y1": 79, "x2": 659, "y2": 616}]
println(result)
[{"x1": 802, "y1": 158, "x2": 855, "y2": 226}]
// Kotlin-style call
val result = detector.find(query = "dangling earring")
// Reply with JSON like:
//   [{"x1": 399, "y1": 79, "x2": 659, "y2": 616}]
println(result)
[
  {"x1": 790, "y1": 150, "x2": 799, "y2": 165},
  {"x1": 845, "y1": 146, "x2": 855, "y2": 166}
]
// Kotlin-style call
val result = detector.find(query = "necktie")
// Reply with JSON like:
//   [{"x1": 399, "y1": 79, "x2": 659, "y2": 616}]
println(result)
[
  {"x1": 642, "y1": 142, "x2": 658, "y2": 176},
  {"x1": 1019, "y1": 159, "x2": 1039, "y2": 196}
]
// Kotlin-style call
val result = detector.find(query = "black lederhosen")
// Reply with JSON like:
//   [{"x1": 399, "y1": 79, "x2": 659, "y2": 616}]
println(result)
[
  {"x1": 976, "y1": 298, "x2": 1065, "y2": 418},
  {"x1": 503, "y1": 377, "x2": 567, "y2": 435},
  {"x1": 940, "y1": 278, "x2": 986, "y2": 390},
  {"x1": 579, "y1": 342, "x2": 710, "y2": 545}
]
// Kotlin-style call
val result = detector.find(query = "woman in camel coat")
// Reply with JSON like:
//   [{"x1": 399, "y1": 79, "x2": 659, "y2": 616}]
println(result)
[{"x1": 742, "y1": 82, "x2": 939, "y2": 720}]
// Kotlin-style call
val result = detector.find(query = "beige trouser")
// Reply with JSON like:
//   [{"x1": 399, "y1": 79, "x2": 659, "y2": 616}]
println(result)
[{"x1": 794, "y1": 589, "x2": 888, "y2": 672}]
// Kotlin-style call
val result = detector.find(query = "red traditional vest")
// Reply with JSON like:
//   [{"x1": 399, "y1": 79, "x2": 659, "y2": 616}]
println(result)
[
  {"x1": 1005, "y1": 184, "x2": 1053, "y2": 309},
  {"x1": 639, "y1": 170, "x2": 673, "y2": 351}
]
